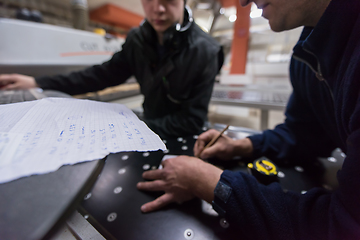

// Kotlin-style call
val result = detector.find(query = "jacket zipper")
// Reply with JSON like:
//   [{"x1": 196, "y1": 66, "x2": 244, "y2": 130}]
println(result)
[{"x1": 292, "y1": 53, "x2": 335, "y2": 103}]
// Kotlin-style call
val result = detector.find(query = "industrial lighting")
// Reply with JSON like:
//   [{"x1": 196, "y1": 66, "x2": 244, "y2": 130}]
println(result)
[
  {"x1": 197, "y1": 3, "x2": 212, "y2": 9},
  {"x1": 229, "y1": 14, "x2": 237, "y2": 22},
  {"x1": 219, "y1": 8, "x2": 225, "y2": 14},
  {"x1": 266, "y1": 54, "x2": 291, "y2": 62},
  {"x1": 250, "y1": 9, "x2": 263, "y2": 18}
]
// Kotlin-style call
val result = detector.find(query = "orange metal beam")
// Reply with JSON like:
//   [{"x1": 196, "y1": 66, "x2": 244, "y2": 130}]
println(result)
[
  {"x1": 230, "y1": 3, "x2": 251, "y2": 74},
  {"x1": 90, "y1": 4, "x2": 144, "y2": 31}
]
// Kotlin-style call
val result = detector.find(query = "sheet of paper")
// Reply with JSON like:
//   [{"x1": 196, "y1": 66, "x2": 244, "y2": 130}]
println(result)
[{"x1": 0, "y1": 98, "x2": 166, "y2": 183}]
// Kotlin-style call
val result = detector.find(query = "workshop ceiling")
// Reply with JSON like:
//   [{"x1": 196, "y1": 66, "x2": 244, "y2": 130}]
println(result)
[
  {"x1": 47, "y1": 0, "x2": 302, "y2": 64},
  {"x1": 85, "y1": 0, "x2": 302, "y2": 63}
]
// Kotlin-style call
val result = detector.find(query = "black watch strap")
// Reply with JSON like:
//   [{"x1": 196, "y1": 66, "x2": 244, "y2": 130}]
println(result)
[{"x1": 212, "y1": 180, "x2": 232, "y2": 217}]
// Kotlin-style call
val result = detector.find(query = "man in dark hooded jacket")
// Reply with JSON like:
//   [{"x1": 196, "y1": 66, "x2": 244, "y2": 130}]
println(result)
[{"x1": 0, "y1": 0, "x2": 223, "y2": 138}]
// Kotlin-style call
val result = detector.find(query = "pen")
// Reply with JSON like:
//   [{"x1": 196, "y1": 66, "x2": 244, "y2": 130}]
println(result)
[{"x1": 196, "y1": 124, "x2": 230, "y2": 158}]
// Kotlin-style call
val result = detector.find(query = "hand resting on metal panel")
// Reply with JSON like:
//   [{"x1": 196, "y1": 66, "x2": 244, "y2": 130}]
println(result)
[{"x1": 137, "y1": 156, "x2": 223, "y2": 213}]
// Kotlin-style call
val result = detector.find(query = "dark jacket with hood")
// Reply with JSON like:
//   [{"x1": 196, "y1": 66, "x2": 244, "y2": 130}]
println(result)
[{"x1": 36, "y1": 10, "x2": 223, "y2": 138}]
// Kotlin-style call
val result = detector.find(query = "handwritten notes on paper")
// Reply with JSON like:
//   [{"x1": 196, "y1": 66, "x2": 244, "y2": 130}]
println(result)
[{"x1": 0, "y1": 98, "x2": 166, "y2": 184}]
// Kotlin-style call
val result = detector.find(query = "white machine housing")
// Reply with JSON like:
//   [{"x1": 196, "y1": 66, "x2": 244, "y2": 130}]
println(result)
[{"x1": 0, "y1": 18, "x2": 125, "y2": 77}]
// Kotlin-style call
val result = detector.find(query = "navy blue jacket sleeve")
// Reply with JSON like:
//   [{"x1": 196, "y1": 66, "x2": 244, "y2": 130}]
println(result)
[
  {"x1": 218, "y1": 150, "x2": 360, "y2": 239},
  {"x1": 219, "y1": 114, "x2": 360, "y2": 239}
]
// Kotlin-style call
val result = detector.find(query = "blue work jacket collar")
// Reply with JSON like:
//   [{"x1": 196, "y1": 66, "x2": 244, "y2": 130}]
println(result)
[{"x1": 292, "y1": 0, "x2": 359, "y2": 81}]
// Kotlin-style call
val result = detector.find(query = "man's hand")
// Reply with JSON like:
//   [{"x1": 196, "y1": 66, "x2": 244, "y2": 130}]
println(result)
[
  {"x1": 193, "y1": 129, "x2": 254, "y2": 160},
  {"x1": 137, "y1": 156, "x2": 223, "y2": 213},
  {"x1": 0, "y1": 74, "x2": 38, "y2": 90}
]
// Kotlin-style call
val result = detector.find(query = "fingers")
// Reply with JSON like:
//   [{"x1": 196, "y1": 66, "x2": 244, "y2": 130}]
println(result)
[
  {"x1": 140, "y1": 193, "x2": 174, "y2": 213},
  {"x1": 0, "y1": 74, "x2": 11, "y2": 81},
  {"x1": 137, "y1": 179, "x2": 166, "y2": 192},
  {"x1": 193, "y1": 129, "x2": 219, "y2": 158},
  {"x1": 0, "y1": 74, "x2": 36, "y2": 90},
  {"x1": 193, "y1": 140, "x2": 204, "y2": 158},
  {"x1": 0, "y1": 74, "x2": 18, "y2": 83},
  {"x1": 0, "y1": 82, "x2": 18, "y2": 90},
  {"x1": 200, "y1": 144, "x2": 219, "y2": 160},
  {"x1": 160, "y1": 156, "x2": 177, "y2": 167},
  {"x1": 0, "y1": 74, "x2": 15, "y2": 89},
  {"x1": 142, "y1": 169, "x2": 164, "y2": 180}
]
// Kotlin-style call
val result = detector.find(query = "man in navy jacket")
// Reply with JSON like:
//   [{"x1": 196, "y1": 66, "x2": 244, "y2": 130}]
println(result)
[{"x1": 137, "y1": 0, "x2": 360, "y2": 238}]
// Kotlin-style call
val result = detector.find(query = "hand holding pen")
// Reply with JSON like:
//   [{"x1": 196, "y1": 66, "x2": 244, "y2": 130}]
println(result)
[{"x1": 193, "y1": 125, "x2": 254, "y2": 160}]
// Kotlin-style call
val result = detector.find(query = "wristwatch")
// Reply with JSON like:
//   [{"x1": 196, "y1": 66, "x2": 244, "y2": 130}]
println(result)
[{"x1": 212, "y1": 180, "x2": 232, "y2": 217}]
